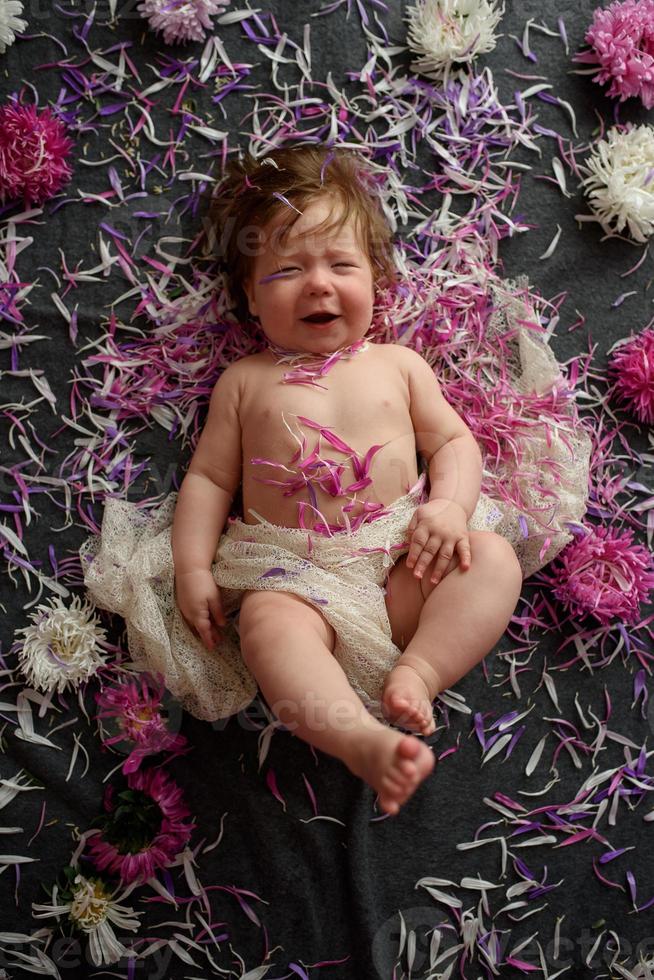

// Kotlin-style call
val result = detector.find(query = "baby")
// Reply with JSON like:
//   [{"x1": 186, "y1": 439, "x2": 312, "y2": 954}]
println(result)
[{"x1": 171, "y1": 145, "x2": 523, "y2": 816}]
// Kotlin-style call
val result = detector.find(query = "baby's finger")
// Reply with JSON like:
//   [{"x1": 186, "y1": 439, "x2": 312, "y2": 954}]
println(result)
[
  {"x1": 429, "y1": 545, "x2": 454, "y2": 583},
  {"x1": 412, "y1": 540, "x2": 440, "y2": 578},
  {"x1": 208, "y1": 592, "x2": 226, "y2": 628},
  {"x1": 203, "y1": 622, "x2": 219, "y2": 651},
  {"x1": 405, "y1": 527, "x2": 428, "y2": 569},
  {"x1": 193, "y1": 609, "x2": 214, "y2": 648},
  {"x1": 456, "y1": 535, "x2": 472, "y2": 570},
  {"x1": 187, "y1": 618, "x2": 204, "y2": 643}
]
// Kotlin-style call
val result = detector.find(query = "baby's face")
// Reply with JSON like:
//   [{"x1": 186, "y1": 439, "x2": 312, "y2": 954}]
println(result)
[{"x1": 244, "y1": 196, "x2": 375, "y2": 354}]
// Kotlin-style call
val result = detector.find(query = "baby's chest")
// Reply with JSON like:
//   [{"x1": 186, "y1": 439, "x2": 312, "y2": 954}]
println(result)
[{"x1": 241, "y1": 368, "x2": 414, "y2": 467}]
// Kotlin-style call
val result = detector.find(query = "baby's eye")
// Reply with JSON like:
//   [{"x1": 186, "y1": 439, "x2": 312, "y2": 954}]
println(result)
[
  {"x1": 334, "y1": 262, "x2": 355, "y2": 268},
  {"x1": 279, "y1": 266, "x2": 300, "y2": 273}
]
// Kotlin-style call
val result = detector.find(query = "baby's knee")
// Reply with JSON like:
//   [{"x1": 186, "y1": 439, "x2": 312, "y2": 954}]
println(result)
[
  {"x1": 238, "y1": 589, "x2": 336, "y2": 655},
  {"x1": 238, "y1": 590, "x2": 285, "y2": 648},
  {"x1": 471, "y1": 531, "x2": 522, "y2": 588}
]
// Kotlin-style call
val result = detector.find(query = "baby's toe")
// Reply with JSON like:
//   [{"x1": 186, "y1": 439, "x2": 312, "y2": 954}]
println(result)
[
  {"x1": 387, "y1": 692, "x2": 409, "y2": 715},
  {"x1": 380, "y1": 772, "x2": 404, "y2": 793},
  {"x1": 398, "y1": 757, "x2": 418, "y2": 779},
  {"x1": 396, "y1": 734, "x2": 422, "y2": 761},
  {"x1": 398, "y1": 735, "x2": 436, "y2": 778}
]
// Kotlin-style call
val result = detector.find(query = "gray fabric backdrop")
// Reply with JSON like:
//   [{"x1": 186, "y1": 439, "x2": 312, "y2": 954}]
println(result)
[{"x1": 1, "y1": 1, "x2": 652, "y2": 978}]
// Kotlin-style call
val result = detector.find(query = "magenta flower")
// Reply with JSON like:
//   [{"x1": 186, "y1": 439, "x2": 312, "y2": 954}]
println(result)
[
  {"x1": 87, "y1": 768, "x2": 194, "y2": 885},
  {"x1": 137, "y1": 0, "x2": 230, "y2": 45},
  {"x1": 573, "y1": 0, "x2": 654, "y2": 108},
  {"x1": 95, "y1": 673, "x2": 188, "y2": 774},
  {"x1": 0, "y1": 103, "x2": 73, "y2": 206},
  {"x1": 548, "y1": 525, "x2": 654, "y2": 626},
  {"x1": 608, "y1": 327, "x2": 654, "y2": 424}
]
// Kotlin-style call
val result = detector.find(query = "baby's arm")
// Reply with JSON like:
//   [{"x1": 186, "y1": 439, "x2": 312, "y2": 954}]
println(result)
[
  {"x1": 171, "y1": 364, "x2": 243, "y2": 648},
  {"x1": 397, "y1": 346, "x2": 483, "y2": 581},
  {"x1": 399, "y1": 346, "x2": 482, "y2": 515}
]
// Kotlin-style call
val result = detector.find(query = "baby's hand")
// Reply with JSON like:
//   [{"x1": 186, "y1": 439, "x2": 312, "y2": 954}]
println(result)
[
  {"x1": 175, "y1": 568, "x2": 227, "y2": 651},
  {"x1": 405, "y1": 499, "x2": 471, "y2": 585}
]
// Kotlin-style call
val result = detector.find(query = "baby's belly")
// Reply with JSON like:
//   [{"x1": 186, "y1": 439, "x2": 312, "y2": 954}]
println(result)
[{"x1": 240, "y1": 445, "x2": 422, "y2": 532}]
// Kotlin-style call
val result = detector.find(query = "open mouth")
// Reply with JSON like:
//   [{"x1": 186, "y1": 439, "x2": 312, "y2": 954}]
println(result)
[{"x1": 301, "y1": 312, "x2": 339, "y2": 325}]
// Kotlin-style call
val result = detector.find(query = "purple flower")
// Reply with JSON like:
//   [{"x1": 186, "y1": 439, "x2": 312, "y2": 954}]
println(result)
[
  {"x1": 87, "y1": 768, "x2": 195, "y2": 885},
  {"x1": 0, "y1": 103, "x2": 74, "y2": 206},
  {"x1": 548, "y1": 524, "x2": 654, "y2": 625},
  {"x1": 95, "y1": 673, "x2": 188, "y2": 774},
  {"x1": 608, "y1": 327, "x2": 654, "y2": 424},
  {"x1": 137, "y1": 0, "x2": 230, "y2": 45},
  {"x1": 574, "y1": 0, "x2": 654, "y2": 108}
]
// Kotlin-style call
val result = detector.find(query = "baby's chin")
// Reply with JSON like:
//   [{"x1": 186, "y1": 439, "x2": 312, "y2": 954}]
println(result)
[{"x1": 264, "y1": 327, "x2": 371, "y2": 354}]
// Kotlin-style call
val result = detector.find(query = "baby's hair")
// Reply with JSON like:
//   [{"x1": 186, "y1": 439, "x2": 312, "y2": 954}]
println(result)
[{"x1": 209, "y1": 144, "x2": 396, "y2": 322}]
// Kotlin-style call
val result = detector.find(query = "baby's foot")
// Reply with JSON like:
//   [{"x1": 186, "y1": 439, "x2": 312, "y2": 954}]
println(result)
[
  {"x1": 381, "y1": 663, "x2": 437, "y2": 736},
  {"x1": 347, "y1": 728, "x2": 435, "y2": 815}
]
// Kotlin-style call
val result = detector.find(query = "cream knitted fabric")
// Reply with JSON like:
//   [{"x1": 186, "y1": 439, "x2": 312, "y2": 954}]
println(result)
[{"x1": 81, "y1": 482, "x2": 512, "y2": 722}]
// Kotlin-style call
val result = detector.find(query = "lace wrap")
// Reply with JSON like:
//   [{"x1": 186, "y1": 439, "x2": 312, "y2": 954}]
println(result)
[
  {"x1": 475, "y1": 279, "x2": 592, "y2": 574},
  {"x1": 81, "y1": 483, "x2": 513, "y2": 721}
]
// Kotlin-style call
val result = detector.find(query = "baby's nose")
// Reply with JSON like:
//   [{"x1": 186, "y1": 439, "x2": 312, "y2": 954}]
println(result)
[{"x1": 305, "y1": 266, "x2": 334, "y2": 293}]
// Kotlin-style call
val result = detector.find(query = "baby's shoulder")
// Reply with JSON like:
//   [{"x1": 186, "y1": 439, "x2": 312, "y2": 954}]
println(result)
[
  {"x1": 222, "y1": 350, "x2": 267, "y2": 385},
  {"x1": 379, "y1": 342, "x2": 419, "y2": 361},
  {"x1": 228, "y1": 350, "x2": 267, "y2": 369},
  {"x1": 375, "y1": 342, "x2": 422, "y2": 376},
  {"x1": 210, "y1": 353, "x2": 266, "y2": 412}
]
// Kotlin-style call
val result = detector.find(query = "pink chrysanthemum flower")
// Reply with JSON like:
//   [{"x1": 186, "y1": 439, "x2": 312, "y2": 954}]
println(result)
[
  {"x1": 95, "y1": 673, "x2": 188, "y2": 774},
  {"x1": 137, "y1": 0, "x2": 230, "y2": 44},
  {"x1": 608, "y1": 327, "x2": 654, "y2": 424},
  {"x1": 0, "y1": 103, "x2": 73, "y2": 205},
  {"x1": 549, "y1": 525, "x2": 654, "y2": 626},
  {"x1": 87, "y1": 768, "x2": 194, "y2": 885},
  {"x1": 573, "y1": 0, "x2": 654, "y2": 108}
]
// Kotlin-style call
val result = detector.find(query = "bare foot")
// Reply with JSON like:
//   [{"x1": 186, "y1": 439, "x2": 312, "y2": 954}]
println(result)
[
  {"x1": 347, "y1": 727, "x2": 436, "y2": 815},
  {"x1": 381, "y1": 664, "x2": 437, "y2": 736}
]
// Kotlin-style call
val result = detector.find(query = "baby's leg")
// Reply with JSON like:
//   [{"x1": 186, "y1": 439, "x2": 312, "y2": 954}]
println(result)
[
  {"x1": 383, "y1": 531, "x2": 522, "y2": 732},
  {"x1": 237, "y1": 589, "x2": 434, "y2": 815}
]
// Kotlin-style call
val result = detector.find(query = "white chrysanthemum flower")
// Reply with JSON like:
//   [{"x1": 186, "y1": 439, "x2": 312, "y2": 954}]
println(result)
[
  {"x1": 15, "y1": 595, "x2": 108, "y2": 693},
  {"x1": 138, "y1": 0, "x2": 230, "y2": 45},
  {"x1": 405, "y1": 0, "x2": 504, "y2": 78},
  {"x1": 0, "y1": 0, "x2": 27, "y2": 54},
  {"x1": 33, "y1": 874, "x2": 140, "y2": 966},
  {"x1": 579, "y1": 124, "x2": 654, "y2": 243}
]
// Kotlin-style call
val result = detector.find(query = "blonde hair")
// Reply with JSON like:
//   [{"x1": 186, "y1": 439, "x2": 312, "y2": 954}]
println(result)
[{"x1": 209, "y1": 144, "x2": 396, "y2": 321}]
